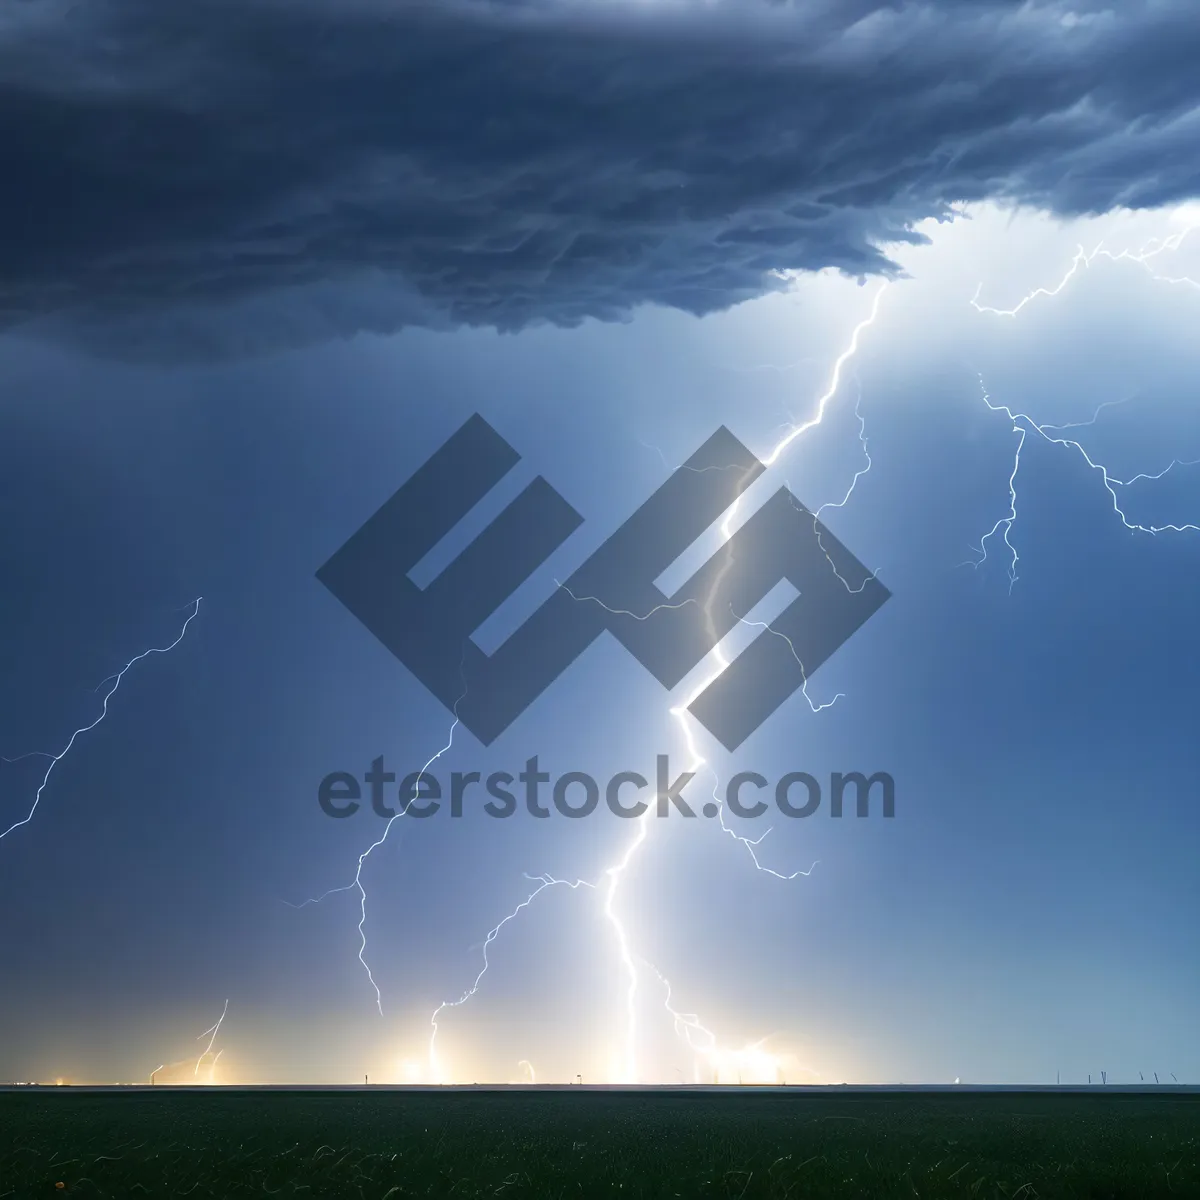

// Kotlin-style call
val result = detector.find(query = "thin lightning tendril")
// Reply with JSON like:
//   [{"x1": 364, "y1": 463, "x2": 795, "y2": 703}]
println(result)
[
  {"x1": 970, "y1": 225, "x2": 1200, "y2": 319},
  {"x1": 791, "y1": 378, "x2": 883, "y2": 596},
  {"x1": 968, "y1": 378, "x2": 1200, "y2": 589},
  {"x1": 1, "y1": 598, "x2": 203, "y2": 843},
  {"x1": 195, "y1": 998, "x2": 229, "y2": 1078},
  {"x1": 148, "y1": 998, "x2": 228, "y2": 1086},
  {"x1": 427, "y1": 873, "x2": 595, "y2": 1082},
  {"x1": 286, "y1": 696, "x2": 466, "y2": 1015}
]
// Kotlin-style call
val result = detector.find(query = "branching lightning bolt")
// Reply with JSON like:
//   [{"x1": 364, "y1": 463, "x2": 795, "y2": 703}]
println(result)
[
  {"x1": 788, "y1": 378, "x2": 883, "y2": 596},
  {"x1": 427, "y1": 872, "x2": 595, "y2": 1082},
  {"x1": 641, "y1": 959, "x2": 799, "y2": 1084},
  {"x1": 626, "y1": 285, "x2": 883, "y2": 1074},
  {"x1": 969, "y1": 221, "x2": 1200, "y2": 587},
  {"x1": 573, "y1": 283, "x2": 888, "y2": 1081},
  {"x1": 394, "y1": 283, "x2": 888, "y2": 1084},
  {"x1": 970, "y1": 224, "x2": 1200, "y2": 318},
  {"x1": 195, "y1": 998, "x2": 229, "y2": 1079},
  {"x1": 969, "y1": 377, "x2": 1200, "y2": 589},
  {"x1": 1, "y1": 598, "x2": 203, "y2": 843},
  {"x1": 966, "y1": 384, "x2": 1027, "y2": 592},
  {"x1": 317, "y1": 233, "x2": 1192, "y2": 1076},
  {"x1": 148, "y1": 998, "x2": 228, "y2": 1085},
  {"x1": 20, "y1": 211, "x2": 1197, "y2": 1087},
  {"x1": 286, "y1": 695, "x2": 466, "y2": 1016}
]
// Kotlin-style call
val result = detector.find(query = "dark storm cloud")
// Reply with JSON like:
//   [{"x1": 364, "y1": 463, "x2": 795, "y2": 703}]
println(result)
[{"x1": 1, "y1": 0, "x2": 1198, "y2": 355}]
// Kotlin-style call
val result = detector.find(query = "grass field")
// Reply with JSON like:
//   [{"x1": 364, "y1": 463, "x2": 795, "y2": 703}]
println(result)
[{"x1": 2, "y1": 1088, "x2": 1197, "y2": 1198}]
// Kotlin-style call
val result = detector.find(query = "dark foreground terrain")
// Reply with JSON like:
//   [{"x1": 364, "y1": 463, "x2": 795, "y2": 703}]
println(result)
[{"x1": 2, "y1": 1088, "x2": 1197, "y2": 1198}]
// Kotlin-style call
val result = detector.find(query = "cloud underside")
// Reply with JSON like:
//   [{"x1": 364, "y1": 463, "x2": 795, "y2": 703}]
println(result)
[{"x1": 1, "y1": 0, "x2": 1198, "y2": 356}]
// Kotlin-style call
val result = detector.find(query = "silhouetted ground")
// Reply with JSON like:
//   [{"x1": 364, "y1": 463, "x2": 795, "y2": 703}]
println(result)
[{"x1": 2, "y1": 1088, "x2": 1197, "y2": 1198}]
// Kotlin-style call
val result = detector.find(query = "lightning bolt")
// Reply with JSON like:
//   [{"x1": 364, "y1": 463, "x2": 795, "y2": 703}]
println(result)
[
  {"x1": 316, "y1": 219, "x2": 1191, "y2": 1078},
  {"x1": 148, "y1": 998, "x2": 228, "y2": 1085},
  {"x1": 642, "y1": 960, "x2": 804, "y2": 1085},
  {"x1": 968, "y1": 377, "x2": 1200, "y2": 589},
  {"x1": 194, "y1": 997, "x2": 229, "y2": 1079},
  {"x1": 969, "y1": 219, "x2": 1200, "y2": 587},
  {"x1": 556, "y1": 284, "x2": 888, "y2": 1082},
  {"x1": 19, "y1": 209, "x2": 1195, "y2": 1087},
  {"x1": 286, "y1": 703, "x2": 465, "y2": 1015},
  {"x1": 320, "y1": 226, "x2": 1190, "y2": 1078},
  {"x1": 970, "y1": 223, "x2": 1200, "y2": 318},
  {"x1": 388, "y1": 284, "x2": 888, "y2": 1084},
  {"x1": 1, "y1": 598, "x2": 203, "y2": 843},
  {"x1": 427, "y1": 872, "x2": 595, "y2": 1082},
  {"x1": 966, "y1": 380, "x2": 1027, "y2": 592}
]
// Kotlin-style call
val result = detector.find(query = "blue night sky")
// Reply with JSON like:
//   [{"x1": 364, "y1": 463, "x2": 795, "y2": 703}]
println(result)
[{"x1": 1, "y1": 1, "x2": 1198, "y2": 1087}]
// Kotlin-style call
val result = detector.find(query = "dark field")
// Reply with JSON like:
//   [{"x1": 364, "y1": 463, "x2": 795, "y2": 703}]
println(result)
[{"x1": 2, "y1": 1089, "x2": 1198, "y2": 1199}]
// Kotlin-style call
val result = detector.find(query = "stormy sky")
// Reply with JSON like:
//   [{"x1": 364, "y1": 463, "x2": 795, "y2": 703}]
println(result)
[
  {"x1": 1, "y1": 0, "x2": 1198, "y2": 1086},
  {"x1": 3, "y1": 0, "x2": 1200, "y2": 353}
]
